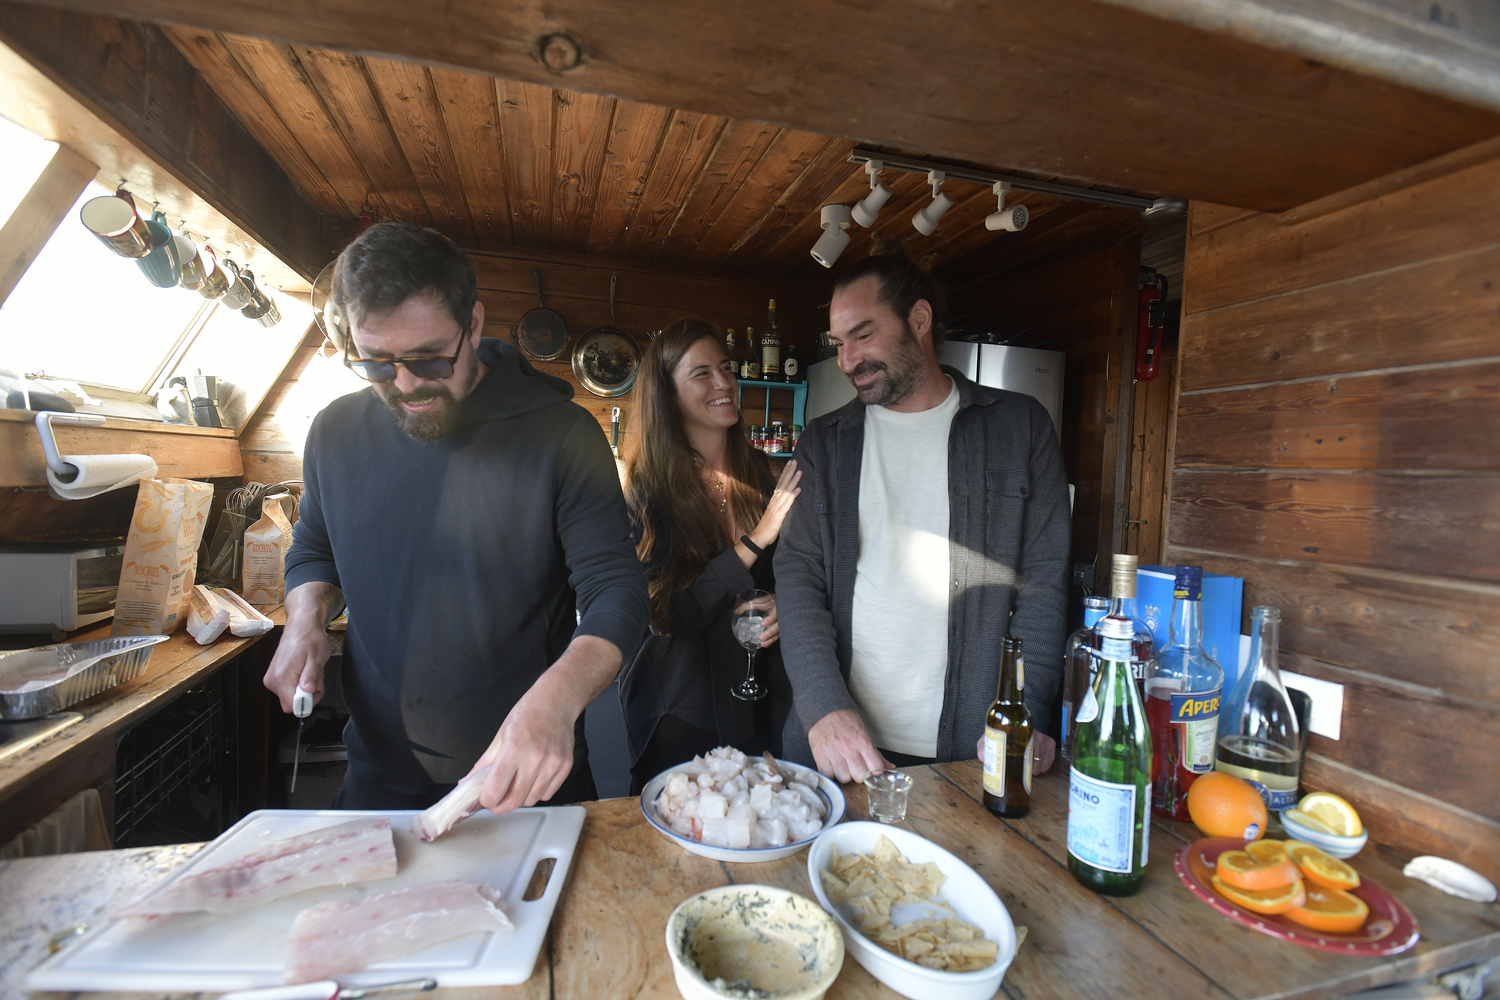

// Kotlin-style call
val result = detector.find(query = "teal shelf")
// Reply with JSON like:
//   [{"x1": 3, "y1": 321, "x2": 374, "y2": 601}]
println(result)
[{"x1": 735, "y1": 378, "x2": 806, "y2": 430}]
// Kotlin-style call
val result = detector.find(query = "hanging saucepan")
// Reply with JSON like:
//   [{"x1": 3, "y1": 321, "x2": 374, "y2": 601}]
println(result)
[
  {"x1": 572, "y1": 273, "x2": 640, "y2": 398},
  {"x1": 516, "y1": 267, "x2": 569, "y2": 361}
]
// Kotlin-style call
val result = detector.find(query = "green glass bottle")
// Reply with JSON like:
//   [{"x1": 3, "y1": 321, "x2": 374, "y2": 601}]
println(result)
[{"x1": 1067, "y1": 615, "x2": 1153, "y2": 896}]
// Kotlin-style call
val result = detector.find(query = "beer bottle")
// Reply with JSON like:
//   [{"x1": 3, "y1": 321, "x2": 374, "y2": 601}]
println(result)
[
  {"x1": 982, "y1": 635, "x2": 1032, "y2": 818},
  {"x1": 1068, "y1": 615, "x2": 1152, "y2": 896}
]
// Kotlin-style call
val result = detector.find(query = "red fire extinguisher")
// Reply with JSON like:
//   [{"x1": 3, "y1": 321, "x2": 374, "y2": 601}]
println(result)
[{"x1": 1135, "y1": 266, "x2": 1167, "y2": 383}]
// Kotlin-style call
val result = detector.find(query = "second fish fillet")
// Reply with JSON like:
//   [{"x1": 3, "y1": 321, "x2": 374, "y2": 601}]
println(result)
[
  {"x1": 284, "y1": 879, "x2": 513, "y2": 983},
  {"x1": 118, "y1": 816, "x2": 397, "y2": 917}
]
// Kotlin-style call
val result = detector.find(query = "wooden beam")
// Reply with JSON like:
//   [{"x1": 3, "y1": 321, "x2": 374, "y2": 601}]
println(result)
[
  {"x1": 0, "y1": 3, "x2": 326, "y2": 281},
  {"x1": 0, "y1": 142, "x2": 97, "y2": 307},
  {"x1": 10, "y1": 0, "x2": 1500, "y2": 212},
  {"x1": 0, "y1": 409, "x2": 242, "y2": 488}
]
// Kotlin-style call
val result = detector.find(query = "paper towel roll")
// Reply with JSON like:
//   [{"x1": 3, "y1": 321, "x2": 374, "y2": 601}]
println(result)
[{"x1": 46, "y1": 454, "x2": 159, "y2": 501}]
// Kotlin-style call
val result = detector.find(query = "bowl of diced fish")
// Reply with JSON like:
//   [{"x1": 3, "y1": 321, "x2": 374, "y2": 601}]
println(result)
[
  {"x1": 807, "y1": 822, "x2": 1016, "y2": 1000},
  {"x1": 641, "y1": 746, "x2": 845, "y2": 862}
]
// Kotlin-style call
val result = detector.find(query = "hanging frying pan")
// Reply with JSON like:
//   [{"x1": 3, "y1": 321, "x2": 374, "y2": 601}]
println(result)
[
  {"x1": 516, "y1": 267, "x2": 570, "y2": 361},
  {"x1": 572, "y1": 273, "x2": 641, "y2": 397}
]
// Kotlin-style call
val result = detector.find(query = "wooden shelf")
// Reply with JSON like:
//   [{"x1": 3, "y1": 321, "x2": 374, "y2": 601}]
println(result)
[{"x1": 0, "y1": 410, "x2": 243, "y2": 488}]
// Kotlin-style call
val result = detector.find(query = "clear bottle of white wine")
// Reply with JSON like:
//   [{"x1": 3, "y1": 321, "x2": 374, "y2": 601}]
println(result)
[{"x1": 1215, "y1": 606, "x2": 1301, "y2": 812}]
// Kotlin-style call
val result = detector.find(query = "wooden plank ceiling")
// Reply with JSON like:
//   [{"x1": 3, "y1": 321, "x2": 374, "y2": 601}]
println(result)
[{"x1": 163, "y1": 26, "x2": 1140, "y2": 282}]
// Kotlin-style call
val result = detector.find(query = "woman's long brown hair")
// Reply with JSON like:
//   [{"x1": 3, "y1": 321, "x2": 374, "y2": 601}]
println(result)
[{"x1": 625, "y1": 319, "x2": 771, "y2": 632}]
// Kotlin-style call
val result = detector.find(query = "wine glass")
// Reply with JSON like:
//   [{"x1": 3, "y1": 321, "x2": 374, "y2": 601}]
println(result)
[{"x1": 731, "y1": 589, "x2": 772, "y2": 702}]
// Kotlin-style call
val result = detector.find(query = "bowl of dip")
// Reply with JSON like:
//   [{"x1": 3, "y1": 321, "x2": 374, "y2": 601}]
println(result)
[{"x1": 666, "y1": 885, "x2": 844, "y2": 1000}]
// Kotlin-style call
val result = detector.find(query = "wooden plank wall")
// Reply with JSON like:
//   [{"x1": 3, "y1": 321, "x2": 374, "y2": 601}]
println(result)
[
  {"x1": 1169, "y1": 160, "x2": 1500, "y2": 881},
  {"x1": 240, "y1": 246, "x2": 828, "y2": 479},
  {"x1": 954, "y1": 241, "x2": 1140, "y2": 583}
]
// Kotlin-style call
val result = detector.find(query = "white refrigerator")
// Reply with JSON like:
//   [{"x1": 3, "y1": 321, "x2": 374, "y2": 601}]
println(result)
[{"x1": 804, "y1": 342, "x2": 1064, "y2": 439}]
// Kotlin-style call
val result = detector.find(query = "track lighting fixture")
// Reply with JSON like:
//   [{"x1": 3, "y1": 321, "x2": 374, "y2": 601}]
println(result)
[
  {"x1": 911, "y1": 170, "x2": 954, "y2": 236},
  {"x1": 984, "y1": 182, "x2": 1028, "y2": 232},
  {"x1": 810, "y1": 204, "x2": 853, "y2": 268},
  {"x1": 851, "y1": 160, "x2": 893, "y2": 228}
]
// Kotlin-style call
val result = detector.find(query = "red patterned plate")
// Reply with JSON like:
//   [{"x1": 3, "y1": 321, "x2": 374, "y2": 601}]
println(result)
[{"x1": 1175, "y1": 838, "x2": 1419, "y2": 956}]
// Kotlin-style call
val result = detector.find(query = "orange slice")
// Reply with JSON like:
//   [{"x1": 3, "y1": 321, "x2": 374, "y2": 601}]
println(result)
[
  {"x1": 1285, "y1": 886, "x2": 1369, "y2": 934},
  {"x1": 1211, "y1": 875, "x2": 1307, "y2": 915},
  {"x1": 1215, "y1": 849, "x2": 1301, "y2": 891},
  {"x1": 1245, "y1": 840, "x2": 1289, "y2": 864},
  {"x1": 1290, "y1": 850, "x2": 1361, "y2": 891}
]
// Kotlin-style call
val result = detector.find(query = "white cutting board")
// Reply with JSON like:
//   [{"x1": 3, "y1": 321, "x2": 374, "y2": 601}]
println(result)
[{"x1": 28, "y1": 806, "x2": 585, "y2": 992}]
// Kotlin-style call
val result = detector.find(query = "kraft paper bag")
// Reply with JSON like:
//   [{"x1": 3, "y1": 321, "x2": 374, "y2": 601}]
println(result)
[
  {"x1": 242, "y1": 494, "x2": 293, "y2": 606},
  {"x1": 112, "y1": 478, "x2": 215, "y2": 635}
]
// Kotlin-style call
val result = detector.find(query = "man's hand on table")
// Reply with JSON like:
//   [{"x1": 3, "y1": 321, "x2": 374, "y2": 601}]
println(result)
[
  {"x1": 472, "y1": 634, "x2": 621, "y2": 814},
  {"x1": 974, "y1": 730, "x2": 1057, "y2": 775},
  {"x1": 809, "y1": 708, "x2": 891, "y2": 784}
]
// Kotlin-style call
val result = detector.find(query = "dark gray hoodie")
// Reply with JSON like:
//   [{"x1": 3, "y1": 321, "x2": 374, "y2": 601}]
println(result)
[{"x1": 285, "y1": 338, "x2": 649, "y2": 807}]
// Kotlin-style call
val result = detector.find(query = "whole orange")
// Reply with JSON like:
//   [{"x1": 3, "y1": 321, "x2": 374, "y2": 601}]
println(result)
[{"x1": 1187, "y1": 772, "x2": 1269, "y2": 840}]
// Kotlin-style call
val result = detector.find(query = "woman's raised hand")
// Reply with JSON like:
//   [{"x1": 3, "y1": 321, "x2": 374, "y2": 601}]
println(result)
[{"x1": 749, "y1": 460, "x2": 801, "y2": 550}]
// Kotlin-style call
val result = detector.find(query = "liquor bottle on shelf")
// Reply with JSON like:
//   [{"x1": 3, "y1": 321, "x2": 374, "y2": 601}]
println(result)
[
  {"x1": 1061, "y1": 595, "x2": 1111, "y2": 762},
  {"x1": 783, "y1": 343, "x2": 802, "y2": 382},
  {"x1": 725, "y1": 328, "x2": 738, "y2": 363},
  {"x1": 1145, "y1": 566, "x2": 1224, "y2": 820},
  {"x1": 982, "y1": 635, "x2": 1033, "y2": 818},
  {"x1": 761, "y1": 299, "x2": 782, "y2": 381},
  {"x1": 1096, "y1": 554, "x2": 1154, "y2": 692},
  {"x1": 743, "y1": 326, "x2": 761, "y2": 380},
  {"x1": 1068, "y1": 615, "x2": 1152, "y2": 896},
  {"x1": 1216, "y1": 606, "x2": 1301, "y2": 813}
]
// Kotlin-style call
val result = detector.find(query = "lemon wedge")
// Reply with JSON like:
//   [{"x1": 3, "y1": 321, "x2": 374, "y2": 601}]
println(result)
[
  {"x1": 1284, "y1": 808, "x2": 1336, "y2": 835},
  {"x1": 1298, "y1": 792, "x2": 1363, "y2": 836}
]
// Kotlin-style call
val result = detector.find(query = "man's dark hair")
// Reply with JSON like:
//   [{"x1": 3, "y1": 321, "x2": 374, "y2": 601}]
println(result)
[
  {"x1": 832, "y1": 236, "x2": 947, "y2": 345},
  {"x1": 333, "y1": 221, "x2": 478, "y2": 333}
]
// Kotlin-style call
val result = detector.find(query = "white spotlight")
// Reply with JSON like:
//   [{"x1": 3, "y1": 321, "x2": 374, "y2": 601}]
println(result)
[
  {"x1": 984, "y1": 181, "x2": 1029, "y2": 232},
  {"x1": 810, "y1": 204, "x2": 853, "y2": 268},
  {"x1": 911, "y1": 170, "x2": 952, "y2": 236},
  {"x1": 851, "y1": 159, "x2": 892, "y2": 228}
]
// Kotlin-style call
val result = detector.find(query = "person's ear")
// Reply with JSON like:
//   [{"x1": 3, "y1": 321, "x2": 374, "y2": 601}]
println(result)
[
  {"x1": 470, "y1": 300, "x2": 485, "y2": 343},
  {"x1": 908, "y1": 298, "x2": 934, "y2": 343}
]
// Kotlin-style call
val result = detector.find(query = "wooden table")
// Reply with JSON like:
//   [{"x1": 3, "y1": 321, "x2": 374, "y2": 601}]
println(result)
[
  {"x1": 9, "y1": 759, "x2": 1497, "y2": 1000},
  {"x1": 0, "y1": 609, "x2": 284, "y2": 845}
]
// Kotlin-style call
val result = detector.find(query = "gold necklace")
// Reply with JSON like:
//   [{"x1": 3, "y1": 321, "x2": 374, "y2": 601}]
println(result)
[{"x1": 712, "y1": 474, "x2": 726, "y2": 515}]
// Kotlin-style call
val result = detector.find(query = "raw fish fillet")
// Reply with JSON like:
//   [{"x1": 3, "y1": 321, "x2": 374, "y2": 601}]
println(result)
[
  {"x1": 284, "y1": 879, "x2": 513, "y2": 983},
  {"x1": 118, "y1": 816, "x2": 397, "y2": 917},
  {"x1": 411, "y1": 765, "x2": 491, "y2": 842}
]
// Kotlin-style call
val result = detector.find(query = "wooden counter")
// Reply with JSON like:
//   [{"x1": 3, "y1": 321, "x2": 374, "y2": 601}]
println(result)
[
  {"x1": 5, "y1": 759, "x2": 1497, "y2": 1000},
  {"x1": 0, "y1": 608, "x2": 283, "y2": 844}
]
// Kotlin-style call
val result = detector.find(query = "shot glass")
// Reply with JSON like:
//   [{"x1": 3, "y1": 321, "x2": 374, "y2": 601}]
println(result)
[{"x1": 864, "y1": 770, "x2": 913, "y2": 824}]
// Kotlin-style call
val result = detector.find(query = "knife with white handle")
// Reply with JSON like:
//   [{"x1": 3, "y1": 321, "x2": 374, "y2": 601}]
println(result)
[
  {"x1": 291, "y1": 685, "x2": 315, "y2": 794},
  {"x1": 219, "y1": 976, "x2": 437, "y2": 1000}
]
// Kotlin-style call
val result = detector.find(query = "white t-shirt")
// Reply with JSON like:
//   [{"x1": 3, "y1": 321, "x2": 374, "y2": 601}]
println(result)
[{"x1": 849, "y1": 379, "x2": 959, "y2": 757}]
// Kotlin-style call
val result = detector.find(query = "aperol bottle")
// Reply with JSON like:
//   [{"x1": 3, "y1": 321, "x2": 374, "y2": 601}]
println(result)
[{"x1": 1145, "y1": 566, "x2": 1224, "y2": 820}]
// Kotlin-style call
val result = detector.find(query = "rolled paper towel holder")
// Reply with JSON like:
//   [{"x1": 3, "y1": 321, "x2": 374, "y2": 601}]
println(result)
[{"x1": 35, "y1": 411, "x2": 107, "y2": 483}]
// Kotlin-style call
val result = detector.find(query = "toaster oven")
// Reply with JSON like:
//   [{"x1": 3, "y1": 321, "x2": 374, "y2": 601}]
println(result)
[{"x1": 0, "y1": 544, "x2": 123, "y2": 638}]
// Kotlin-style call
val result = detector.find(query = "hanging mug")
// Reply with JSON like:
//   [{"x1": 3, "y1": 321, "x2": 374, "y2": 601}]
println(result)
[
  {"x1": 255, "y1": 297, "x2": 281, "y2": 328},
  {"x1": 80, "y1": 189, "x2": 154, "y2": 258},
  {"x1": 175, "y1": 234, "x2": 206, "y2": 290},
  {"x1": 135, "y1": 210, "x2": 184, "y2": 287},
  {"x1": 239, "y1": 270, "x2": 272, "y2": 320},
  {"x1": 220, "y1": 258, "x2": 253, "y2": 310},
  {"x1": 197, "y1": 245, "x2": 230, "y2": 299}
]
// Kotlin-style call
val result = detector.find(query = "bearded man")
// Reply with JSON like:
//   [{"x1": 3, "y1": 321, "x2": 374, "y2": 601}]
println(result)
[
  {"x1": 774, "y1": 245, "x2": 1070, "y2": 784},
  {"x1": 265, "y1": 222, "x2": 649, "y2": 812}
]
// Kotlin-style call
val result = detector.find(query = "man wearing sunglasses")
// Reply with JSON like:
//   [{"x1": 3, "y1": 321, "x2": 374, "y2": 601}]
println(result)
[{"x1": 265, "y1": 222, "x2": 649, "y2": 815}]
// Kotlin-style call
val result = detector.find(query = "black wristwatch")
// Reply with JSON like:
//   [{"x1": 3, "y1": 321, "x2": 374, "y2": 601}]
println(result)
[{"x1": 740, "y1": 535, "x2": 764, "y2": 556}]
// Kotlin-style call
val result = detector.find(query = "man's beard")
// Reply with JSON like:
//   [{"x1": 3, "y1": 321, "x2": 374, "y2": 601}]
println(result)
[
  {"x1": 375, "y1": 383, "x2": 462, "y2": 442},
  {"x1": 847, "y1": 323, "x2": 927, "y2": 407}
]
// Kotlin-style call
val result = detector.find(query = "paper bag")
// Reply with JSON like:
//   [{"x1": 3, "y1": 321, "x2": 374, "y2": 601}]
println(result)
[
  {"x1": 112, "y1": 478, "x2": 215, "y2": 635},
  {"x1": 242, "y1": 494, "x2": 293, "y2": 606}
]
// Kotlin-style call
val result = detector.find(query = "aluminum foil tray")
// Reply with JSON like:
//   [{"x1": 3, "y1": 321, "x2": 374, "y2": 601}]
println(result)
[{"x1": 0, "y1": 635, "x2": 170, "y2": 720}]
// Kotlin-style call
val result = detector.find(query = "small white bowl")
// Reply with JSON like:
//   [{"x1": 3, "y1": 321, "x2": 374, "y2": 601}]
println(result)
[
  {"x1": 807, "y1": 822, "x2": 1015, "y2": 1000},
  {"x1": 666, "y1": 885, "x2": 844, "y2": 1000},
  {"x1": 1279, "y1": 810, "x2": 1369, "y2": 859},
  {"x1": 641, "y1": 758, "x2": 847, "y2": 863}
]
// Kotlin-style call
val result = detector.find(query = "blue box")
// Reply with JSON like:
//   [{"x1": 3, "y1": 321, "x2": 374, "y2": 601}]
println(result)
[{"x1": 1136, "y1": 566, "x2": 1243, "y2": 677}]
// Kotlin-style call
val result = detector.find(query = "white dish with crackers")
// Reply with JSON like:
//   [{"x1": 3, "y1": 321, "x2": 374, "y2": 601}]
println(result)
[{"x1": 807, "y1": 821, "x2": 1016, "y2": 1000}]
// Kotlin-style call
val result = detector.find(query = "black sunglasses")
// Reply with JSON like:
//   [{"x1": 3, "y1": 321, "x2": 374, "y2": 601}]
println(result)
[{"x1": 344, "y1": 331, "x2": 466, "y2": 383}]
